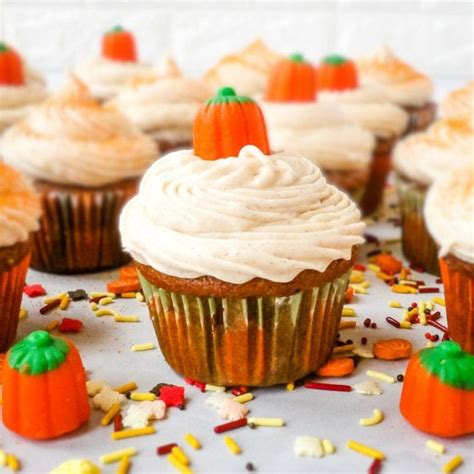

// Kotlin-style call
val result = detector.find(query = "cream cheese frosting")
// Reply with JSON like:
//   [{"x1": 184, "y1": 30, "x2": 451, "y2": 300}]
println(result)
[
  {"x1": 0, "y1": 163, "x2": 41, "y2": 247},
  {"x1": 425, "y1": 165, "x2": 474, "y2": 264},
  {"x1": 394, "y1": 118, "x2": 474, "y2": 185},
  {"x1": 356, "y1": 46, "x2": 433, "y2": 107},
  {"x1": 441, "y1": 81, "x2": 474, "y2": 124},
  {"x1": 2, "y1": 77, "x2": 158, "y2": 187},
  {"x1": 261, "y1": 101, "x2": 375, "y2": 171},
  {"x1": 120, "y1": 145, "x2": 365, "y2": 284}
]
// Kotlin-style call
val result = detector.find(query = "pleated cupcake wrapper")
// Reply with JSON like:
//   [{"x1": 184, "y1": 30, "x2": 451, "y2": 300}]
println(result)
[
  {"x1": 0, "y1": 252, "x2": 30, "y2": 352},
  {"x1": 32, "y1": 180, "x2": 137, "y2": 274},
  {"x1": 138, "y1": 270, "x2": 350, "y2": 387},
  {"x1": 396, "y1": 176, "x2": 440, "y2": 275},
  {"x1": 440, "y1": 258, "x2": 474, "y2": 354}
]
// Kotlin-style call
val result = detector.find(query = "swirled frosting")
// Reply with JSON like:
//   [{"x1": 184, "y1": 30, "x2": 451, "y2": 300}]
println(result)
[
  {"x1": 204, "y1": 39, "x2": 283, "y2": 97},
  {"x1": 441, "y1": 81, "x2": 474, "y2": 124},
  {"x1": 425, "y1": 165, "x2": 474, "y2": 263},
  {"x1": 0, "y1": 162, "x2": 41, "y2": 247},
  {"x1": 356, "y1": 46, "x2": 433, "y2": 107},
  {"x1": 261, "y1": 101, "x2": 375, "y2": 171},
  {"x1": 394, "y1": 119, "x2": 474, "y2": 185},
  {"x1": 2, "y1": 77, "x2": 158, "y2": 187},
  {"x1": 120, "y1": 145, "x2": 365, "y2": 284}
]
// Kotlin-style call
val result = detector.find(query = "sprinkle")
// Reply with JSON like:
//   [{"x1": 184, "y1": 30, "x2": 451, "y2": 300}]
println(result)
[
  {"x1": 184, "y1": 433, "x2": 201, "y2": 450},
  {"x1": 342, "y1": 307, "x2": 356, "y2": 317},
  {"x1": 305, "y1": 382, "x2": 352, "y2": 392},
  {"x1": 339, "y1": 321, "x2": 356, "y2": 330},
  {"x1": 428, "y1": 320, "x2": 448, "y2": 333},
  {"x1": 102, "y1": 402, "x2": 122, "y2": 426},
  {"x1": 40, "y1": 299, "x2": 61, "y2": 314},
  {"x1": 159, "y1": 385, "x2": 185, "y2": 408},
  {"x1": 322, "y1": 439, "x2": 336, "y2": 455},
  {"x1": 367, "y1": 370, "x2": 396, "y2": 384},
  {"x1": 350, "y1": 284, "x2": 368, "y2": 294},
  {"x1": 113, "y1": 382, "x2": 138, "y2": 394},
  {"x1": 399, "y1": 321, "x2": 412, "y2": 329},
  {"x1": 294, "y1": 436, "x2": 324, "y2": 457},
  {"x1": 121, "y1": 292, "x2": 136, "y2": 298},
  {"x1": 391, "y1": 285, "x2": 417, "y2": 294},
  {"x1": 286, "y1": 383, "x2": 295, "y2": 391},
  {"x1": 0, "y1": 450, "x2": 7, "y2": 467},
  {"x1": 95, "y1": 309, "x2": 116, "y2": 317},
  {"x1": 368, "y1": 458, "x2": 382, "y2": 474},
  {"x1": 99, "y1": 296, "x2": 114, "y2": 306},
  {"x1": 59, "y1": 294, "x2": 70, "y2": 310},
  {"x1": 433, "y1": 297, "x2": 446, "y2": 307},
  {"x1": 19, "y1": 307, "x2": 28, "y2": 321},
  {"x1": 115, "y1": 315, "x2": 140, "y2": 323},
  {"x1": 157, "y1": 443, "x2": 177, "y2": 456},
  {"x1": 91, "y1": 292, "x2": 116, "y2": 299},
  {"x1": 359, "y1": 409, "x2": 383, "y2": 426},
  {"x1": 6, "y1": 454, "x2": 20, "y2": 471},
  {"x1": 167, "y1": 453, "x2": 192, "y2": 474},
  {"x1": 401, "y1": 309, "x2": 410, "y2": 321},
  {"x1": 214, "y1": 418, "x2": 248, "y2": 433},
  {"x1": 224, "y1": 435, "x2": 241, "y2": 455},
  {"x1": 131, "y1": 343, "x2": 156, "y2": 352},
  {"x1": 388, "y1": 300, "x2": 402, "y2": 308},
  {"x1": 111, "y1": 426, "x2": 156, "y2": 441},
  {"x1": 352, "y1": 346, "x2": 374, "y2": 358},
  {"x1": 247, "y1": 417, "x2": 285, "y2": 427},
  {"x1": 44, "y1": 292, "x2": 66, "y2": 304},
  {"x1": 354, "y1": 263, "x2": 366, "y2": 272},
  {"x1": 171, "y1": 446, "x2": 190, "y2": 466},
  {"x1": 233, "y1": 393, "x2": 254, "y2": 403},
  {"x1": 386, "y1": 317, "x2": 401, "y2": 328},
  {"x1": 90, "y1": 302, "x2": 98, "y2": 311},
  {"x1": 135, "y1": 292, "x2": 145, "y2": 302},
  {"x1": 100, "y1": 448, "x2": 137, "y2": 464},
  {"x1": 353, "y1": 380, "x2": 383, "y2": 396},
  {"x1": 419, "y1": 287, "x2": 440, "y2": 294},
  {"x1": 350, "y1": 272, "x2": 365, "y2": 284},
  {"x1": 368, "y1": 264, "x2": 380, "y2": 273},
  {"x1": 114, "y1": 413, "x2": 123, "y2": 432},
  {"x1": 332, "y1": 343, "x2": 355, "y2": 354},
  {"x1": 346, "y1": 440, "x2": 385, "y2": 460},
  {"x1": 116, "y1": 456, "x2": 130, "y2": 474},
  {"x1": 59, "y1": 317, "x2": 83, "y2": 333},
  {"x1": 68, "y1": 289, "x2": 88, "y2": 301},
  {"x1": 442, "y1": 455, "x2": 463, "y2": 474},
  {"x1": 204, "y1": 384, "x2": 226, "y2": 392},
  {"x1": 426, "y1": 301, "x2": 434, "y2": 311},
  {"x1": 23, "y1": 284, "x2": 46, "y2": 297},
  {"x1": 425, "y1": 439, "x2": 445, "y2": 454},
  {"x1": 130, "y1": 392, "x2": 156, "y2": 401},
  {"x1": 399, "y1": 279, "x2": 418, "y2": 287},
  {"x1": 360, "y1": 280, "x2": 370, "y2": 289}
]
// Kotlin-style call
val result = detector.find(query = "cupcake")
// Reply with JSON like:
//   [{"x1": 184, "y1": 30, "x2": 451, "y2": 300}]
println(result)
[
  {"x1": 0, "y1": 42, "x2": 47, "y2": 137},
  {"x1": 356, "y1": 46, "x2": 435, "y2": 134},
  {"x1": 317, "y1": 54, "x2": 409, "y2": 215},
  {"x1": 75, "y1": 26, "x2": 153, "y2": 101},
  {"x1": 261, "y1": 54, "x2": 375, "y2": 202},
  {"x1": 394, "y1": 119, "x2": 474, "y2": 275},
  {"x1": 203, "y1": 38, "x2": 283, "y2": 97},
  {"x1": 120, "y1": 87, "x2": 365, "y2": 387},
  {"x1": 110, "y1": 57, "x2": 213, "y2": 153},
  {"x1": 425, "y1": 166, "x2": 474, "y2": 353},
  {"x1": 0, "y1": 163, "x2": 41, "y2": 351},
  {"x1": 440, "y1": 80, "x2": 474, "y2": 123},
  {"x1": 3, "y1": 77, "x2": 157, "y2": 274}
]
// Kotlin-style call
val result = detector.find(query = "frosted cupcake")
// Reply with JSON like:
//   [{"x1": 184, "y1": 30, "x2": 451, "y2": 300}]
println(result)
[
  {"x1": 0, "y1": 163, "x2": 41, "y2": 351},
  {"x1": 394, "y1": 119, "x2": 474, "y2": 275},
  {"x1": 0, "y1": 42, "x2": 47, "y2": 136},
  {"x1": 75, "y1": 26, "x2": 153, "y2": 101},
  {"x1": 441, "y1": 81, "x2": 474, "y2": 124},
  {"x1": 357, "y1": 46, "x2": 435, "y2": 134},
  {"x1": 120, "y1": 87, "x2": 364, "y2": 386},
  {"x1": 261, "y1": 54, "x2": 375, "y2": 201},
  {"x1": 317, "y1": 54, "x2": 409, "y2": 215},
  {"x1": 110, "y1": 57, "x2": 213, "y2": 153},
  {"x1": 3, "y1": 77, "x2": 157, "y2": 274},
  {"x1": 425, "y1": 166, "x2": 474, "y2": 353}
]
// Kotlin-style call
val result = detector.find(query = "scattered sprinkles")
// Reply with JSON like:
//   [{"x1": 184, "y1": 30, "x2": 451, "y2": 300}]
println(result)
[
  {"x1": 224, "y1": 435, "x2": 241, "y2": 455},
  {"x1": 131, "y1": 343, "x2": 156, "y2": 352},
  {"x1": 442, "y1": 455, "x2": 463, "y2": 474}
]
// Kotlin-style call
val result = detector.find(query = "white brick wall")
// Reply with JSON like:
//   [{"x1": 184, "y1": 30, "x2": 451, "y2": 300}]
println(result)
[{"x1": 0, "y1": 0, "x2": 472, "y2": 84}]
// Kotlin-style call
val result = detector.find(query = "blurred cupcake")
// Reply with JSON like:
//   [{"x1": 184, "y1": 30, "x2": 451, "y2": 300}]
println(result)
[
  {"x1": 394, "y1": 119, "x2": 474, "y2": 275},
  {"x1": 203, "y1": 38, "x2": 283, "y2": 97},
  {"x1": 441, "y1": 80, "x2": 474, "y2": 124},
  {"x1": 425, "y1": 166, "x2": 474, "y2": 353},
  {"x1": 75, "y1": 26, "x2": 153, "y2": 101},
  {"x1": 110, "y1": 57, "x2": 212, "y2": 153},
  {"x1": 261, "y1": 54, "x2": 375, "y2": 201},
  {"x1": 0, "y1": 42, "x2": 47, "y2": 137},
  {"x1": 357, "y1": 46, "x2": 435, "y2": 134},
  {"x1": 0, "y1": 163, "x2": 41, "y2": 351},
  {"x1": 3, "y1": 77, "x2": 157, "y2": 274},
  {"x1": 120, "y1": 87, "x2": 364, "y2": 386},
  {"x1": 317, "y1": 54, "x2": 409, "y2": 215}
]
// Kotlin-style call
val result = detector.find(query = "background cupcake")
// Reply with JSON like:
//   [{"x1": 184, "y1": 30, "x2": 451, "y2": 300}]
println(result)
[
  {"x1": 2, "y1": 77, "x2": 157, "y2": 274},
  {"x1": 0, "y1": 163, "x2": 41, "y2": 351},
  {"x1": 440, "y1": 80, "x2": 474, "y2": 124}
]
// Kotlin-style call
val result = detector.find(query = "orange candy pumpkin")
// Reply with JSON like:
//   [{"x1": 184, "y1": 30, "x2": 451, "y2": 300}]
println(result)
[
  {"x1": 317, "y1": 54, "x2": 358, "y2": 92},
  {"x1": 0, "y1": 42, "x2": 24, "y2": 85},
  {"x1": 193, "y1": 86, "x2": 270, "y2": 160},
  {"x1": 2, "y1": 330, "x2": 90, "y2": 440},
  {"x1": 102, "y1": 26, "x2": 137, "y2": 62},
  {"x1": 400, "y1": 341, "x2": 474, "y2": 437},
  {"x1": 265, "y1": 53, "x2": 317, "y2": 102}
]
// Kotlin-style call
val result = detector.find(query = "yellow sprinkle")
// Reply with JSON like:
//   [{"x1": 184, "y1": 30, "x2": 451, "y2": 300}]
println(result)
[
  {"x1": 360, "y1": 280, "x2": 371, "y2": 289},
  {"x1": 350, "y1": 273, "x2": 365, "y2": 284},
  {"x1": 184, "y1": 433, "x2": 201, "y2": 450},
  {"x1": 426, "y1": 340, "x2": 434, "y2": 348},
  {"x1": 116, "y1": 456, "x2": 130, "y2": 474},
  {"x1": 131, "y1": 343, "x2": 156, "y2": 352},
  {"x1": 391, "y1": 285, "x2": 417, "y2": 294},
  {"x1": 90, "y1": 302, "x2": 98, "y2": 311},
  {"x1": 171, "y1": 446, "x2": 189, "y2": 466},
  {"x1": 339, "y1": 320, "x2": 356, "y2": 330},
  {"x1": 44, "y1": 292, "x2": 66, "y2": 304},
  {"x1": 115, "y1": 315, "x2": 140, "y2": 323},
  {"x1": 400, "y1": 321, "x2": 412, "y2": 329},
  {"x1": 426, "y1": 439, "x2": 445, "y2": 455},
  {"x1": 0, "y1": 450, "x2": 7, "y2": 467},
  {"x1": 101, "y1": 402, "x2": 122, "y2": 426},
  {"x1": 408, "y1": 307, "x2": 419, "y2": 316},
  {"x1": 204, "y1": 384, "x2": 226, "y2": 392},
  {"x1": 6, "y1": 454, "x2": 20, "y2": 472},
  {"x1": 59, "y1": 294, "x2": 70, "y2": 310},
  {"x1": 135, "y1": 292, "x2": 145, "y2": 303},
  {"x1": 401, "y1": 309, "x2": 410, "y2": 321},
  {"x1": 130, "y1": 392, "x2": 156, "y2": 401},
  {"x1": 347, "y1": 440, "x2": 385, "y2": 460},
  {"x1": 167, "y1": 453, "x2": 192, "y2": 474},
  {"x1": 121, "y1": 292, "x2": 136, "y2": 299},
  {"x1": 342, "y1": 307, "x2": 356, "y2": 317},
  {"x1": 359, "y1": 409, "x2": 384, "y2": 426},
  {"x1": 350, "y1": 284, "x2": 368, "y2": 294},
  {"x1": 233, "y1": 393, "x2": 254, "y2": 403},
  {"x1": 19, "y1": 307, "x2": 28, "y2": 320},
  {"x1": 367, "y1": 369, "x2": 396, "y2": 384},
  {"x1": 388, "y1": 300, "x2": 402, "y2": 308},
  {"x1": 45, "y1": 320, "x2": 59, "y2": 332},
  {"x1": 322, "y1": 439, "x2": 335, "y2": 455},
  {"x1": 419, "y1": 301, "x2": 427, "y2": 325},
  {"x1": 247, "y1": 417, "x2": 285, "y2": 427},
  {"x1": 91, "y1": 292, "x2": 116, "y2": 299},
  {"x1": 113, "y1": 382, "x2": 138, "y2": 394},
  {"x1": 95, "y1": 309, "x2": 116, "y2": 317},
  {"x1": 368, "y1": 264, "x2": 380, "y2": 273},
  {"x1": 442, "y1": 455, "x2": 463, "y2": 474},
  {"x1": 400, "y1": 267, "x2": 409, "y2": 280},
  {"x1": 100, "y1": 447, "x2": 137, "y2": 464},
  {"x1": 99, "y1": 296, "x2": 114, "y2": 306},
  {"x1": 286, "y1": 382, "x2": 295, "y2": 391},
  {"x1": 433, "y1": 297, "x2": 446, "y2": 307},
  {"x1": 332, "y1": 343, "x2": 355, "y2": 354},
  {"x1": 399, "y1": 279, "x2": 418, "y2": 287},
  {"x1": 376, "y1": 271, "x2": 391, "y2": 281},
  {"x1": 224, "y1": 435, "x2": 241, "y2": 455},
  {"x1": 111, "y1": 427, "x2": 156, "y2": 441},
  {"x1": 426, "y1": 301, "x2": 434, "y2": 311}
]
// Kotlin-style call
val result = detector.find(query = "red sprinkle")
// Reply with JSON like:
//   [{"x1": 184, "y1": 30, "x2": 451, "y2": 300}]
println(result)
[
  {"x1": 156, "y1": 442, "x2": 178, "y2": 455},
  {"x1": 214, "y1": 417, "x2": 248, "y2": 434},
  {"x1": 386, "y1": 317, "x2": 400, "y2": 329},
  {"x1": 370, "y1": 322, "x2": 377, "y2": 329},
  {"x1": 304, "y1": 382, "x2": 352, "y2": 392},
  {"x1": 23, "y1": 284, "x2": 46, "y2": 297},
  {"x1": 428, "y1": 319, "x2": 448, "y2": 333},
  {"x1": 409, "y1": 263, "x2": 425, "y2": 273},
  {"x1": 184, "y1": 378, "x2": 206, "y2": 391},
  {"x1": 231, "y1": 386, "x2": 248, "y2": 396},
  {"x1": 354, "y1": 264, "x2": 366, "y2": 272},
  {"x1": 159, "y1": 385, "x2": 185, "y2": 408},
  {"x1": 418, "y1": 287, "x2": 440, "y2": 294},
  {"x1": 39, "y1": 299, "x2": 61, "y2": 315},
  {"x1": 113, "y1": 413, "x2": 123, "y2": 432},
  {"x1": 435, "y1": 278, "x2": 443, "y2": 284},
  {"x1": 425, "y1": 333, "x2": 439, "y2": 342},
  {"x1": 58, "y1": 317, "x2": 83, "y2": 333},
  {"x1": 361, "y1": 337, "x2": 368, "y2": 345},
  {"x1": 368, "y1": 458, "x2": 382, "y2": 474},
  {"x1": 364, "y1": 318, "x2": 371, "y2": 328},
  {"x1": 427, "y1": 311, "x2": 441, "y2": 321}
]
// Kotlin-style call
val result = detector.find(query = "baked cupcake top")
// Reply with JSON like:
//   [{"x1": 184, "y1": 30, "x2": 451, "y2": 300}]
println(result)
[
  {"x1": 0, "y1": 162, "x2": 41, "y2": 247},
  {"x1": 356, "y1": 46, "x2": 433, "y2": 107},
  {"x1": 2, "y1": 77, "x2": 157, "y2": 187},
  {"x1": 0, "y1": 43, "x2": 47, "y2": 133},
  {"x1": 394, "y1": 118, "x2": 474, "y2": 185},
  {"x1": 203, "y1": 39, "x2": 283, "y2": 97},
  {"x1": 425, "y1": 165, "x2": 474, "y2": 264},
  {"x1": 441, "y1": 81, "x2": 474, "y2": 124}
]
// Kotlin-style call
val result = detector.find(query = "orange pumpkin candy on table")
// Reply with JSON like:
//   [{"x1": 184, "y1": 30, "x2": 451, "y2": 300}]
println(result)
[
  {"x1": 2, "y1": 330, "x2": 90, "y2": 440},
  {"x1": 0, "y1": 42, "x2": 24, "y2": 85},
  {"x1": 101, "y1": 25, "x2": 137, "y2": 62}
]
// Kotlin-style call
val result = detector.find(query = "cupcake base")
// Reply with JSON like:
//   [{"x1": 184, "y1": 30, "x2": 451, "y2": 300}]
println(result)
[{"x1": 404, "y1": 102, "x2": 437, "y2": 135}]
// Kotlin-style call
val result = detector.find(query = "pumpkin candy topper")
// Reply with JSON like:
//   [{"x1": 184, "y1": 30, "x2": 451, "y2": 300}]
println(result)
[
  {"x1": 317, "y1": 54, "x2": 358, "y2": 92},
  {"x1": 101, "y1": 25, "x2": 137, "y2": 62},
  {"x1": 193, "y1": 86, "x2": 270, "y2": 160},
  {"x1": 0, "y1": 42, "x2": 25, "y2": 86},
  {"x1": 265, "y1": 53, "x2": 317, "y2": 102},
  {"x1": 2, "y1": 330, "x2": 91, "y2": 440},
  {"x1": 400, "y1": 341, "x2": 474, "y2": 437}
]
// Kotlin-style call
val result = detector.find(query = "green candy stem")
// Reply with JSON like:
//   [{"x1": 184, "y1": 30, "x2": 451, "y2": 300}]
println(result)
[
  {"x1": 207, "y1": 86, "x2": 253, "y2": 105},
  {"x1": 8, "y1": 330, "x2": 70, "y2": 376},
  {"x1": 109, "y1": 25, "x2": 124, "y2": 34},
  {"x1": 0, "y1": 42, "x2": 9, "y2": 53},
  {"x1": 289, "y1": 53, "x2": 305, "y2": 63},
  {"x1": 323, "y1": 54, "x2": 348, "y2": 66}
]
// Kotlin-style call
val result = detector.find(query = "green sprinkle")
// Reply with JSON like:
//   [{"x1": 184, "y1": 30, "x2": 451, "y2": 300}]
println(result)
[{"x1": 323, "y1": 54, "x2": 348, "y2": 66}]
